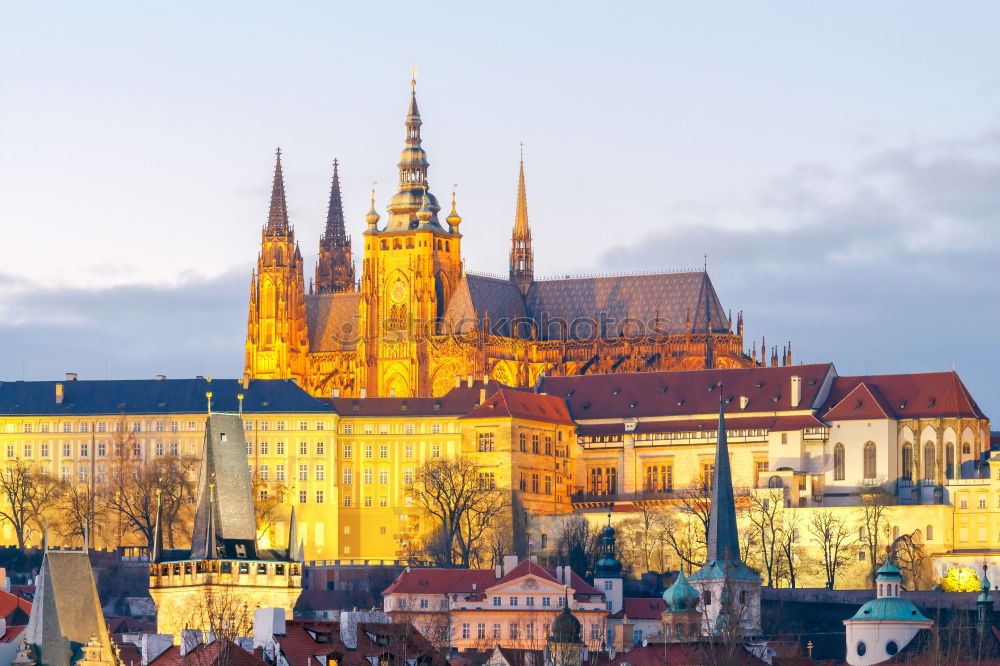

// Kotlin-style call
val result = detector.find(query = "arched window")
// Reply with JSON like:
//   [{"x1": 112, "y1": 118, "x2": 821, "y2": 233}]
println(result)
[
  {"x1": 834, "y1": 444, "x2": 845, "y2": 481},
  {"x1": 926, "y1": 525, "x2": 933, "y2": 541},
  {"x1": 901, "y1": 443, "x2": 913, "y2": 481},
  {"x1": 924, "y1": 441, "x2": 936, "y2": 481},
  {"x1": 963, "y1": 442, "x2": 971, "y2": 455},
  {"x1": 768, "y1": 475, "x2": 783, "y2": 488},
  {"x1": 863, "y1": 442, "x2": 877, "y2": 480},
  {"x1": 946, "y1": 443, "x2": 955, "y2": 479}
]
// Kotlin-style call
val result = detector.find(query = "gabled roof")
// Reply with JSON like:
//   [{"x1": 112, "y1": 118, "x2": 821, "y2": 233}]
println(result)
[
  {"x1": 461, "y1": 388, "x2": 574, "y2": 425},
  {"x1": 306, "y1": 292, "x2": 360, "y2": 351},
  {"x1": 443, "y1": 274, "x2": 527, "y2": 337},
  {"x1": 609, "y1": 597, "x2": 667, "y2": 620},
  {"x1": 823, "y1": 382, "x2": 894, "y2": 421},
  {"x1": 492, "y1": 559, "x2": 560, "y2": 588},
  {"x1": 0, "y1": 588, "x2": 31, "y2": 622},
  {"x1": 276, "y1": 620, "x2": 444, "y2": 666},
  {"x1": 539, "y1": 364, "x2": 834, "y2": 420},
  {"x1": 383, "y1": 562, "x2": 601, "y2": 598},
  {"x1": 150, "y1": 639, "x2": 268, "y2": 666},
  {"x1": 0, "y1": 378, "x2": 330, "y2": 416},
  {"x1": 823, "y1": 372, "x2": 987, "y2": 420},
  {"x1": 326, "y1": 379, "x2": 506, "y2": 417},
  {"x1": 526, "y1": 271, "x2": 729, "y2": 339}
]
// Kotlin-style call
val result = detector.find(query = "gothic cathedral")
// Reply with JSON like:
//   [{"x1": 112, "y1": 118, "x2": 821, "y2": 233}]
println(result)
[{"x1": 245, "y1": 80, "x2": 775, "y2": 399}]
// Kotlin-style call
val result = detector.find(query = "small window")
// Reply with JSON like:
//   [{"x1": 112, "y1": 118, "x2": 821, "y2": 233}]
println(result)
[
  {"x1": 857, "y1": 641, "x2": 867, "y2": 657},
  {"x1": 885, "y1": 641, "x2": 898, "y2": 656}
]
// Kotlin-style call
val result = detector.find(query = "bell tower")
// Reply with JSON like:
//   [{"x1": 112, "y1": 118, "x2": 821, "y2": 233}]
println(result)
[
  {"x1": 245, "y1": 149, "x2": 310, "y2": 385},
  {"x1": 356, "y1": 75, "x2": 464, "y2": 397}
]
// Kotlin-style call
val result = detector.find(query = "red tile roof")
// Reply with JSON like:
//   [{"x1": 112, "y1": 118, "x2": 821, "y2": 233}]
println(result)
[
  {"x1": 577, "y1": 414, "x2": 826, "y2": 437},
  {"x1": 151, "y1": 640, "x2": 269, "y2": 666},
  {"x1": 610, "y1": 597, "x2": 667, "y2": 620},
  {"x1": 383, "y1": 563, "x2": 601, "y2": 598},
  {"x1": 276, "y1": 620, "x2": 444, "y2": 666},
  {"x1": 823, "y1": 372, "x2": 987, "y2": 420},
  {"x1": 0, "y1": 589, "x2": 31, "y2": 621},
  {"x1": 538, "y1": 364, "x2": 835, "y2": 420},
  {"x1": 0, "y1": 625, "x2": 24, "y2": 644},
  {"x1": 822, "y1": 382, "x2": 894, "y2": 421},
  {"x1": 461, "y1": 388, "x2": 574, "y2": 425},
  {"x1": 494, "y1": 559, "x2": 560, "y2": 587}
]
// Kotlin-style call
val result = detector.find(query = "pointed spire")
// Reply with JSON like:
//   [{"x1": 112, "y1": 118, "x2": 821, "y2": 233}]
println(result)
[
  {"x1": 446, "y1": 190, "x2": 462, "y2": 233},
  {"x1": 366, "y1": 187, "x2": 381, "y2": 231},
  {"x1": 265, "y1": 148, "x2": 290, "y2": 235},
  {"x1": 151, "y1": 488, "x2": 163, "y2": 563},
  {"x1": 510, "y1": 148, "x2": 534, "y2": 295},
  {"x1": 386, "y1": 72, "x2": 441, "y2": 230},
  {"x1": 325, "y1": 159, "x2": 346, "y2": 243},
  {"x1": 315, "y1": 160, "x2": 356, "y2": 294},
  {"x1": 706, "y1": 388, "x2": 740, "y2": 563}
]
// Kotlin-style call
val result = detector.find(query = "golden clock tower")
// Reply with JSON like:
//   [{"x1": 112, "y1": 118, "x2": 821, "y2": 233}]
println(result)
[{"x1": 356, "y1": 77, "x2": 464, "y2": 397}]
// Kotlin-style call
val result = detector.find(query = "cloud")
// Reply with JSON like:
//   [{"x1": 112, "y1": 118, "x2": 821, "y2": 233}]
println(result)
[
  {"x1": 598, "y1": 130, "x2": 1000, "y2": 419},
  {"x1": 0, "y1": 270, "x2": 249, "y2": 382}
]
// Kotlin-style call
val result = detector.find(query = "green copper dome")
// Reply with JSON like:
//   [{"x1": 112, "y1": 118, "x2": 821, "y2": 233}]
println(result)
[
  {"x1": 849, "y1": 597, "x2": 929, "y2": 622},
  {"x1": 875, "y1": 555, "x2": 903, "y2": 582},
  {"x1": 594, "y1": 524, "x2": 623, "y2": 578},
  {"x1": 662, "y1": 569, "x2": 699, "y2": 612}
]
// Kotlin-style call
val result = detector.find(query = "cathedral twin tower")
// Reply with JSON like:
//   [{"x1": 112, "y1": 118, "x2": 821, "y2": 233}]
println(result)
[{"x1": 245, "y1": 82, "x2": 756, "y2": 399}]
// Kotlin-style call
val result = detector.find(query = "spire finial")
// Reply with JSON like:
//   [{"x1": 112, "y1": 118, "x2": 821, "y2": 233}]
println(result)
[
  {"x1": 366, "y1": 183, "x2": 381, "y2": 231},
  {"x1": 411, "y1": 65, "x2": 417, "y2": 91},
  {"x1": 447, "y1": 186, "x2": 462, "y2": 232},
  {"x1": 205, "y1": 391, "x2": 213, "y2": 414}
]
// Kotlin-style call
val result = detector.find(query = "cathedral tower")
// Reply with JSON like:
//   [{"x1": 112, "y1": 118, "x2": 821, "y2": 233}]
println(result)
[
  {"x1": 509, "y1": 153, "x2": 533, "y2": 294},
  {"x1": 355, "y1": 77, "x2": 464, "y2": 397},
  {"x1": 245, "y1": 149, "x2": 310, "y2": 386},
  {"x1": 314, "y1": 159, "x2": 356, "y2": 293}
]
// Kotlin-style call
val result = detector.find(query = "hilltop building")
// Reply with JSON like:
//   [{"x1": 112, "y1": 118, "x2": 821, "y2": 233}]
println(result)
[{"x1": 244, "y1": 80, "x2": 771, "y2": 399}]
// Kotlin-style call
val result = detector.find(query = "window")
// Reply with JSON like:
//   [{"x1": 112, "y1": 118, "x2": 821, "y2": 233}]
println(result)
[
  {"x1": 170, "y1": 421, "x2": 178, "y2": 432},
  {"x1": 645, "y1": 464, "x2": 673, "y2": 492},
  {"x1": 40, "y1": 443, "x2": 49, "y2": 458},
  {"x1": 863, "y1": 441, "x2": 876, "y2": 480},
  {"x1": 246, "y1": 442, "x2": 253, "y2": 456},
  {"x1": 532, "y1": 435, "x2": 539, "y2": 453},
  {"x1": 379, "y1": 444, "x2": 388, "y2": 459},
  {"x1": 277, "y1": 421, "x2": 285, "y2": 431},
  {"x1": 478, "y1": 432, "x2": 495, "y2": 452},
  {"x1": 343, "y1": 496, "x2": 352, "y2": 507},
  {"x1": 702, "y1": 463, "x2": 714, "y2": 491},
  {"x1": 781, "y1": 432, "x2": 788, "y2": 445},
  {"x1": 364, "y1": 496, "x2": 372, "y2": 507},
  {"x1": 886, "y1": 641, "x2": 898, "y2": 656},
  {"x1": 62, "y1": 422, "x2": 72, "y2": 433},
  {"x1": 343, "y1": 423, "x2": 353, "y2": 434},
  {"x1": 23, "y1": 444, "x2": 32, "y2": 458},
  {"x1": 526, "y1": 596, "x2": 535, "y2": 607},
  {"x1": 298, "y1": 464, "x2": 308, "y2": 481},
  {"x1": 519, "y1": 473, "x2": 527, "y2": 491},
  {"x1": 946, "y1": 443, "x2": 955, "y2": 479},
  {"x1": 404, "y1": 468, "x2": 414, "y2": 485},
  {"x1": 525, "y1": 623, "x2": 535, "y2": 640},
  {"x1": 276, "y1": 442, "x2": 285, "y2": 455},
  {"x1": 132, "y1": 422, "x2": 141, "y2": 432},
  {"x1": 477, "y1": 623, "x2": 486, "y2": 640},
  {"x1": 63, "y1": 443, "x2": 72, "y2": 457},
  {"x1": 379, "y1": 423, "x2": 388, "y2": 435},
  {"x1": 315, "y1": 490, "x2": 324, "y2": 504},
  {"x1": 343, "y1": 468, "x2": 353, "y2": 484},
  {"x1": 606, "y1": 467, "x2": 618, "y2": 494},
  {"x1": 299, "y1": 421, "x2": 308, "y2": 431},
  {"x1": 155, "y1": 442, "x2": 164, "y2": 456},
  {"x1": 834, "y1": 443, "x2": 845, "y2": 481},
  {"x1": 923, "y1": 441, "x2": 936, "y2": 481},
  {"x1": 859, "y1": 551, "x2": 866, "y2": 561},
  {"x1": 259, "y1": 465, "x2": 269, "y2": 481},
  {"x1": 299, "y1": 442, "x2": 308, "y2": 455},
  {"x1": 432, "y1": 423, "x2": 441, "y2": 434},
  {"x1": 23, "y1": 424, "x2": 31, "y2": 433},
  {"x1": 379, "y1": 496, "x2": 388, "y2": 507},
  {"x1": 404, "y1": 424, "x2": 414, "y2": 435},
  {"x1": 544, "y1": 475, "x2": 552, "y2": 494},
  {"x1": 509, "y1": 596, "x2": 518, "y2": 606},
  {"x1": 590, "y1": 624, "x2": 600, "y2": 641},
  {"x1": 299, "y1": 489, "x2": 308, "y2": 504},
  {"x1": 98, "y1": 422, "x2": 106, "y2": 433},
  {"x1": 545, "y1": 436, "x2": 552, "y2": 455},
  {"x1": 702, "y1": 590, "x2": 712, "y2": 606},
  {"x1": 493, "y1": 624, "x2": 501, "y2": 639},
  {"x1": 493, "y1": 596, "x2": 501, "y2": 607},
  {"x1": 420, "y1": 598, "x2": 429, "y2": 609},
  {"x1": 315, "y1": 464, "x2": 325, "y2": 481},
  {"x1": 604, "y1": 580, "x2": 613, "y2": 591},
  {"x1": 432, "y1": 444, "x2": 441, "y2": 458},
  {"x1": 405, "y1": 444, "x2": 413, "y2": 459},
  {"x1": 364, "y1": 468, "x2": 373, "y2": 484},
  {"x1": 519, "y1": 434, "x2": 526, "y2": 452},
  {"x1": 531, "y1": 474, "x2": 539, "y2": 493},
  {"x1": 364, "y1": 445, "x2": 373, "y2": 459},
  {"x1": 316, "y1": 441, "x2": 325, "y2": 455},
  {"x1": 901, "y1": 443, "x2": 913, "y2": 481},
  {"x1": 343, "y1": 444, "x2": 352, "y2": 458},
  {"x1": 980, "y1": 495, "x2": 988, "y2": 509},
  {"x1": 5, "y1": 444, "x2": 12, "y2": 458},
  {"x1": 926, "y1": 525, "x2": 933, "y2": 541},
  {"x1": 258, "y1": 441, "x2": 268, "y2": 455},
  {"x1": 276, "y1": 464, "x2": 286, "y2": 482},
  {"x1": 857, "y1": 641, "x2": 867, "y2": 657},
  {"x1": 97, "y1": 442, "x2": 106, "y2": 457},
  {"x1": 509, "y1": 624, "x2": 518, "y2": 640},
  {"x1": 379, "y1": 469, "x2": 389, "y2": 485}
]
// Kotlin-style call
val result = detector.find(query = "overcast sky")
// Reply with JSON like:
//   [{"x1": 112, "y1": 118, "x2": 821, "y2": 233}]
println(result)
[{"x1": 1, "y1": 2, "x2": 998, "y2": 418}]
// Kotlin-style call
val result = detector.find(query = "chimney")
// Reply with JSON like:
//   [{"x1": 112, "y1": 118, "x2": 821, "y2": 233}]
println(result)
[
  {"x1": 340, "y1": 610, "x2": 389, "y2": 650},
  {"x1": 791, "y1": 375, "x2": 802, "y2": 408},
  {"x1": 155, "y1": 374, "x2": 166, "y2": 381},
  {"x1": 332, "y1": 387, "x2": 341, "y2": 398},
  {"x1": 65, "y1": 372, "x2": 78, "y2": 381},
  {"x1": 55, "y1": 383, "x2": 64, "y2": 405},
  {"x1": 479, "y1": 388, "x2": 486, "y2": 405},
  {"x1": 495, "y1": 564, "x2": 502, "y2": 579},
  {"x1": 483, "y1": 374, "x2": 489, "y2": 384},
  {"x1": 359, "y1": 388, "x2": 367, "y2": 399},
  {"x1": 241, "y1": 374, "x2": 250, "y2": 390},
  {"x1": 253, "y1": 608, "x2": 285, "y2": 652},
  {"x1": 140, "y1": 635, "x2": 174, "y2": 664},
  {"x1": 454, "y1": 375, "x2": 461, "y2": 388},
  {"x1": 740, "y1": 396, "x2": 749, "y2": 410},
  {"x1": 467, "y1": 374, "x2": 474, "y2": 388},
  {"x1": 502, "y1": 554, "x2": 519, "y2": 576}
]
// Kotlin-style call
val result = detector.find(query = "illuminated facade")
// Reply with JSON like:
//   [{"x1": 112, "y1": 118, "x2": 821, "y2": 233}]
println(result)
[{"x1": 244, "y1": 81, "x2": 768, "y2": 400}]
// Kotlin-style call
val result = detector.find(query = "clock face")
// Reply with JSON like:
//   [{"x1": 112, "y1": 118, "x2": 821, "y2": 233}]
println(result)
[{"x1": 390, "y1": 280, "x2": 406, "y2": 303}]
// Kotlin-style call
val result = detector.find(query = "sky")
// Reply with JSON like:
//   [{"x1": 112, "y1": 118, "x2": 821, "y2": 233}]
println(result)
[{"x1": 1, "y1": 1, "x2": 998, "y2": 417}]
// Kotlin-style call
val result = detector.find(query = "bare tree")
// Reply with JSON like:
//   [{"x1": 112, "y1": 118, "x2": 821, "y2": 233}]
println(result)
[
  {"x1": 808, "y1": 510, "x2": 856, "y2": 590},
  {"x1": 0, "y1": 461, "x2": 62, "y2": 549},
  {"x1": 553, "y1": 514, "x2": 601, "y2": 578},
  {"x1": 892, "y1": 530, "x2": 930, "y2": 590},
  {"x1": 776, "y1": 509, "x2": 809, "y2": 589},
  {"x1": 56, "y1": 481, "x2": 103, "y2": 547},
  {"x1": 662, "y1": 480, "x2": 712, "y2": 570},
  {"x1": 182, "y1": 586, "x2": 258, "y2": 666},
  {"x1": 744, "y1": 488, "x2": 783, "y2": 586},
  {"x1": 105, "y1": 451, "x2": 197, "y2": 549},
  {"x1": 250, "y1": 472, "x2": 286, "y2": 544},
  {"x1": 615, "y1": 501, "x2": 672, "y2": 573},
  {"x1": 857, "y1": 485, "x2": 894, "y2": 585},
  {"x1": 411, "y1": 458, "x2": 511, "y2": 568}
]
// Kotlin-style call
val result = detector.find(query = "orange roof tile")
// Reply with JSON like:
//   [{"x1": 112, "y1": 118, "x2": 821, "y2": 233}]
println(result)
[{"x1": 460, "y1": 388, "x2": 574, "y2": 425}]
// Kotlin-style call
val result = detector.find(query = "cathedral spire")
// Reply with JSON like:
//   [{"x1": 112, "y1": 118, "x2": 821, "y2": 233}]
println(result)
[
  {"x1": 385, "y1": 74, "x2": 442, "y2": 231},
  {"x1": 315, "y1": 159, "x2": 356, "y2": 293},
  {"x1": 509, "y1": 150, "x2": 534, "y2": 295},
  {"x1": 266, "y1": 148, "x2": 289, "y2": 236}
]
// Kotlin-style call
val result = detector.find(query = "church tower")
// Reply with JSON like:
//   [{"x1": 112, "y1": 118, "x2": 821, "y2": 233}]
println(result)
[
  {"x1": 509, "y1": 153, "x2": 533, "y2": 294},
  {"x1": 245, "y1": 149, "x2": 310, "y2": 385},
  {"x1": 314, "y1": 159, "x2": 356, "y2": 293},
  {"x1": 356, "y1": 76, "x2": 464, "y2": 397}
]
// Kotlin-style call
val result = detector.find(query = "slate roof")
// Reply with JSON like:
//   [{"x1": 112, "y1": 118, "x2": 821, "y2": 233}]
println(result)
[
  {"x1": 443, "y1": 274, "x2": 527, "y2": 337},
  {"x1": 575, "y1": 414, "x2": 826, "y2": 437},
  {"x1": 327, "y1": 379, "x2": 507, "y2": 416},
  {"x1": 526, "y1": 271, "x2": 729, "y2": 339},
  {"x1": 0, "y1": 378, "x2": 330, "y2": 415},
  {"x1": 538, "y1": 363, "x2": 835, "y2": 420},
  {"x1": 306, "y1": 292, "x2": 360, "y2": 351},
  {"x1": 823, "y1": 372, "x2": 987, "y2": 420},
  {"x1": 460, "y1": 388, "x2": 574, "y2": 425}
]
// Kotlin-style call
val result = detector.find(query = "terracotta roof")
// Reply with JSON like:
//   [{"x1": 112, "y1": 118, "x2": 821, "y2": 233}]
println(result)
[
  {"x1": 539, "y1": 364, "x2": 834, "y2": 420},
  {"x1": 0, "y1": 625, "x2": 24, "y2": 644},
  {"x1": 610, "y1": 597, "x2": 667, "y2": 619},
  {"x1": 327, "y1": 380, "x2": 506, "y2": 416},
  {"x1": 276, "y1": 620, "x2": 444, "y2": 666},
  {"x1": 823, "y1": 372, "x2": 987, "y2": 420},
  {"x1": 577, "y1": 414, "x2": 826, "y2": 437},
  {"x1": 822, "y1": 382, "x2": 894, "y2": 421},
  {"x1": 493, "y1": 559, "x2": 560, "y2": 587},
  {"x1": 0, "y1": 589, "x2": 31, "y2": 621},
  {"x1": 115, "y1": 641, "x2": 143, "y2": 666},
  {"x1": 151, "y1": 640, "x2": 269, "y2": 666},
  {"x1": 383, "y1": 562, "x2": 601, "y2": 597},
  {"x1": 460, "y1": 388, "x2": 574, "y2": 425}
]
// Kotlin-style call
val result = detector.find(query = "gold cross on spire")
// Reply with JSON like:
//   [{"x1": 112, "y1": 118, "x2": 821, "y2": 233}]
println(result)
[{"x1": 411, "y1": 65, "x2": 418, "y2": 90}]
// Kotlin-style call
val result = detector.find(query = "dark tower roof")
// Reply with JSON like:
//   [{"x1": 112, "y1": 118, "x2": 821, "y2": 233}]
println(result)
[
  {"x1": 324, "y1": 159, "x2": 347, "y2": 246},
  {"x1": 549, "y1": 599, "x2": 584, "y2": 644},
  {"x1": 266, "y1": 148, "x2": 290, "y2": 236},
  {"x1": 594, "y1": 523, "x2": 623, "y2": 579}
]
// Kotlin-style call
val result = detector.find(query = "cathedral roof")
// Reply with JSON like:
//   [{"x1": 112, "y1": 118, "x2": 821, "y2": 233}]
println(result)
[
  {"x1": 0, "y1": 378, "x2": 329, "y2": 415},
  {"x1": 539, "y1": 363, "x2": 835, "y2": 421},
  {"x1": 306, "y1": 292, "x2": 361, "y2": 351},
  {"x1": 442, "y1": 273, "x2": 527, "y2": 337},
  {"x1": 525, "y1": 271, "x2": 729, "y2": 339},
  {"x1": 823, "y1": 371, "x2": 987, "y2": 420}
]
